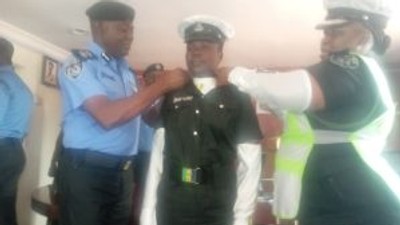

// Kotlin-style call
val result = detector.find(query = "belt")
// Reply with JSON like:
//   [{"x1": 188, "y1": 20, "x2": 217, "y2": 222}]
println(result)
[
  {"x1": 168, "y1": 163, "x2": 209, "y2": 185},
  {"x1": 167, "y1": 162, "x2": 235, "y2": 186},
  {"x1": 0, "y1": 137, "x2": 21, "y2": 146},
  {"x1": 62, "y1": 148, "x2": 134, "y2": 171}
]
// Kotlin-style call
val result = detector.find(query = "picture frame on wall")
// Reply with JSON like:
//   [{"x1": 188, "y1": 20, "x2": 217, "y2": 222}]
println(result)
[{"x1": 42, "y1": 56, "x2": 59, "y2": 88}]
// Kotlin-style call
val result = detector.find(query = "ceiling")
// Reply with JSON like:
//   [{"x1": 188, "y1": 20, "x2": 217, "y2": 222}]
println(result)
[{"x1": 0, "y1": 0, "x2": 399, "y2": 69}]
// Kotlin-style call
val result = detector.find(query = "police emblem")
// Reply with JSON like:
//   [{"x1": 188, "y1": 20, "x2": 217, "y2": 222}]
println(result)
[
  {"x1": 66, "y1": 62, "x2": 82, "y2": 79},
  {"x1": 329, "y1": 54, "x2": 360, "y2": 69},
  {"x1": 194, "y1": 23, "x2": 204, "y2": 32}
]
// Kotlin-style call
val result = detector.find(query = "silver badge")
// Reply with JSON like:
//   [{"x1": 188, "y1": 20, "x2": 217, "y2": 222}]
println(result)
[
  {"x1": 330, "y1": 54, "x2": 360, "y2": 69},
  {"x1": 66, "y1": 62, "x2": 82, "y2": 79},
  {"x1": 194, "y1": 23, "x2": 204, "y2": 32}
]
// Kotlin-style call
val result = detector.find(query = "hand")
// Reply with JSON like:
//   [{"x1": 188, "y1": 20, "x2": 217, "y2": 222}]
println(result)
[
  {"x1": 215, "y1": 67, "x2": 233, "y2": 86},
  {"x1": 157, "y1": 68, "x2": 189, "y2": 92}
]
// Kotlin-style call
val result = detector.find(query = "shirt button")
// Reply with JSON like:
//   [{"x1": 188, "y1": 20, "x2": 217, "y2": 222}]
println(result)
[
  {"x1": 219, "y1": 104, "x2": 224, "y2": 109},
  {"x1": 193, "y1": 131, "x2": 198, "y2": 136},
  {"x1": 175, "y1": 105, "x2": 179, "y2": 109},
  {"x1": 195, "y1": 109, "x2": 200, "y2": 114}
]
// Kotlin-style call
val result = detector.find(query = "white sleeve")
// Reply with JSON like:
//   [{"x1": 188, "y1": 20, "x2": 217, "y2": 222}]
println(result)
[
  {"x1": 234, "y1": 143, "x2": 262, "y2": 225},
  {"x1": 140, "y1": 128, "x2": 165, "y2": 225},
  {"x1": 228, "y1": 67, "x2": 312, "y2": 113}
]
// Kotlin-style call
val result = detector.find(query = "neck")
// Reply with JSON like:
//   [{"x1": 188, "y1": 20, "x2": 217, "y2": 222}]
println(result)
[{"x1": 190, "y1": 69, "x2": 216, "y2": 78}]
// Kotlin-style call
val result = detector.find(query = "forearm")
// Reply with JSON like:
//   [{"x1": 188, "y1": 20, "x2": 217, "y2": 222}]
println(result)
[
  {"x1": 228, "y1": 67, "x2": 313, "y2": 112},
  {"x1": 0, "y1": 87, "x2": 9, "y2": 121},
  {"x1": 84, "y1": 81, "x2": 167, "y2": 129}
]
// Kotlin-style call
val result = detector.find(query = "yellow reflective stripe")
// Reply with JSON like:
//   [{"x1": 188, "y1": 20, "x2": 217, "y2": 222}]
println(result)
[
  {"x1": 281, "y1": 134, "x2": 313, "y2": 145},
  {"x1": 281, "y1": 113, "x2": 314, "y2": 144},
  {"x1": 275, "y1": 155, "x2": 304, "y2": 176}
]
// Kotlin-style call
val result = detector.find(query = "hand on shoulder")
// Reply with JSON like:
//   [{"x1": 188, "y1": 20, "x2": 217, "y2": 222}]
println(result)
[{"x1": 156, "y1": 68, "x2": 190, "y2": 92}]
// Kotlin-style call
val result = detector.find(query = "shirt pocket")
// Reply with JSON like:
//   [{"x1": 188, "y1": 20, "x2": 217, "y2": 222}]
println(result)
[{"x1": 205, "y1": 100, "x2": 238, "y2": 131}]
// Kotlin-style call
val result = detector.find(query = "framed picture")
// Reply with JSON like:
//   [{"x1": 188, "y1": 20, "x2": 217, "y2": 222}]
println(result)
[{"x1": 42, "y1": 56, "x2": 59, "y2": 88}]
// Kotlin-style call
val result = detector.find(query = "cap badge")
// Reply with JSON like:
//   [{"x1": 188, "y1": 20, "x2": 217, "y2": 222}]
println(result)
[{"x1": 194, "y1": 23, "x2": 205, "y2": 32}]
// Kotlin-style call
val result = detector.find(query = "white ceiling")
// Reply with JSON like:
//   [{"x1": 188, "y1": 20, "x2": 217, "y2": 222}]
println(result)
[{"x1": 0, "y1": 0, "x2": 399, "y2": 69}]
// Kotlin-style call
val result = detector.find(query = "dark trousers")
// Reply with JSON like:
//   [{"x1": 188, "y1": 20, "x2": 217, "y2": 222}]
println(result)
[
  {"x1": 129, "y1": 151, "x2": 151, "y2": 225},
  {"x1": 133, "y1": 151, "x2": 151, "y2": 187},
  {"x1": 57, "y1": 149, "x2": 134, "y2": 225},
  {"x1": 156, "y1": 178, "x2": 235, "y2": 225},
  {"x1": 0, "y1": 138, "x2": 25, "y2": 225},
  {"x1": 298, "y1": 144, "x2": 400, "y2": 225}
]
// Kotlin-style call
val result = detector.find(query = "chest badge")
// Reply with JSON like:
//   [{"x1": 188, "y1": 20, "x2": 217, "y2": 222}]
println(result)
[
  {"x1": 173, "y1": 95, "x2": 193, "y2": 104},
  {"x1": 66, "y1": 62, "x2": 82, "y2": 79}
]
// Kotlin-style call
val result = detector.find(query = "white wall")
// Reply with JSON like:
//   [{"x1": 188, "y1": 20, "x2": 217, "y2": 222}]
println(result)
[{"x1": 1, "y1": 21, "x2": 68, "y2": 225}]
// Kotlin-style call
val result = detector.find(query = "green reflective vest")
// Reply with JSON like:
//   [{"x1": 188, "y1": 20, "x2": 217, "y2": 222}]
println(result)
[{"x1": 273, "y1": 55, "x2": 400, "y2": 219}]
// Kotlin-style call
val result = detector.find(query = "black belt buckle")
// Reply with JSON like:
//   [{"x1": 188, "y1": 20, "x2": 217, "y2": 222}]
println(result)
[{"x1": 181, "y1": 167, "x2": 203, "y2": 185}]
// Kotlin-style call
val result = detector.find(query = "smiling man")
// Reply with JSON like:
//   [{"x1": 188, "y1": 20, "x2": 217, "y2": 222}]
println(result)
[
  {"x1": 140, "y1": 15, "x2": 263, "y2": 225},
  {"x1": 57, "y1": 2, "x2": 188, "y2": 225}
]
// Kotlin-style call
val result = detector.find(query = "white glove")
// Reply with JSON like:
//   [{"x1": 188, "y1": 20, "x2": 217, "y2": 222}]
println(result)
[{"x1": 229, "y1": 67, "x2": 312, "y2": 113}]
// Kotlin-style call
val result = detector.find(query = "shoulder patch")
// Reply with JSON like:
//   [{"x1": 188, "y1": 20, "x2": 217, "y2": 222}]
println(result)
[
  {"x1": 66, "y1": 62, "x2": 82, "y2": 79},
  {"x1": 71, "y1": 49, "x2": 95, "y2": 62},
  {"x1": 329, "y1": 53, "x2": 360, "y2": 69}
]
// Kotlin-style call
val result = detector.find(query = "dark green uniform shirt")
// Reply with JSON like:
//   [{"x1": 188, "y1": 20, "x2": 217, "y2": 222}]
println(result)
[
  {"x1": 157, "y1": 81, "x2": 262, "y2": 225},
  {"x1": 299, "y1": 52, "x2": 399, "y2": 223}
]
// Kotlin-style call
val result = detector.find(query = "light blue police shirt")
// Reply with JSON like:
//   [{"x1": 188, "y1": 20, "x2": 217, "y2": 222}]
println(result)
[
  {"x1": 0, "y1": 65, "x2": 34, "y2": 139},
  {"x1": 58, "y1": 42, "x2": 141, "y2": 156}
]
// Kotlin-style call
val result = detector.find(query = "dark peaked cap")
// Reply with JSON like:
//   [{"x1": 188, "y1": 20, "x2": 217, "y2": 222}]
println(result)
[{"x1": 86, "y1": 1, "x2": 135, "y2": 21}]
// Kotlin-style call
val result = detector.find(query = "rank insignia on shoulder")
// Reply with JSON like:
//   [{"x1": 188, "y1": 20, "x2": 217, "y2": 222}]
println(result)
[
  {"x1": 101, "y1": 52, "x2": 111, "y2": 62},
  {"x1": 66, "y1": 62, "x2": 82, "y2": 79},
  {"x1": 329, "y1": 53, "x2": 360, "y2": 69},
  {"x1": 71, "y1": 49, "x2": 95, "y2": 61}
]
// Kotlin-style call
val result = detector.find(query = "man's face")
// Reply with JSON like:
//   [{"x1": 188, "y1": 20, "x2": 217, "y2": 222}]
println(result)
[
  {"x1": 185, "y1": 40, "x2": 223, "y2": 77},
  {"x1": 95, "y1": 20, "x2": 134, "y2": 57},
  {"x1": 320, "y1": 22, "x2": 367, "y2": 60}
]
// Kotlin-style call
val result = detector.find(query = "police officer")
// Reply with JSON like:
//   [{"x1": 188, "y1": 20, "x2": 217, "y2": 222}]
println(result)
[
  {"x1": 217, "y1": 0, "x2": 400, "y2": 224},
  {"x1": 0, "y1": 37, "x2": 34, "y2": 225},
  {"x1": 57, "y1": 2, "x2": 187, "y2": 225},
  {"x1": 141, "y1": 15, "x2": 263, "y2": 225}
]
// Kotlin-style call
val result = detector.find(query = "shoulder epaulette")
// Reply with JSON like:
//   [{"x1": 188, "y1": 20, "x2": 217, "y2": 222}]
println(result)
[
  {"x1": 71, "y1": 49, "x2": 96, "y2": 61},
  {"x1": 329, "y1": 52, "x2": 361, "y2": 70}
]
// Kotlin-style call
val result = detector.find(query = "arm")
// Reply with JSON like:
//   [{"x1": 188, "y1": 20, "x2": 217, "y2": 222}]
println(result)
[
  {"x1": 84, "y1": 68, "x2": 187, "y2": 129},
  {"x1": 140, "y1": 128, "x2": 165, "y2": 225},
  {"x1": 234, "y1": 143, "x2": 262, "y2": 225},
  {"x1": 222, "y1": 67, "x2": 325, "y2": 112},
  {"x1": 0, "y1": 82, "x2": 9, "y2": 121}
]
